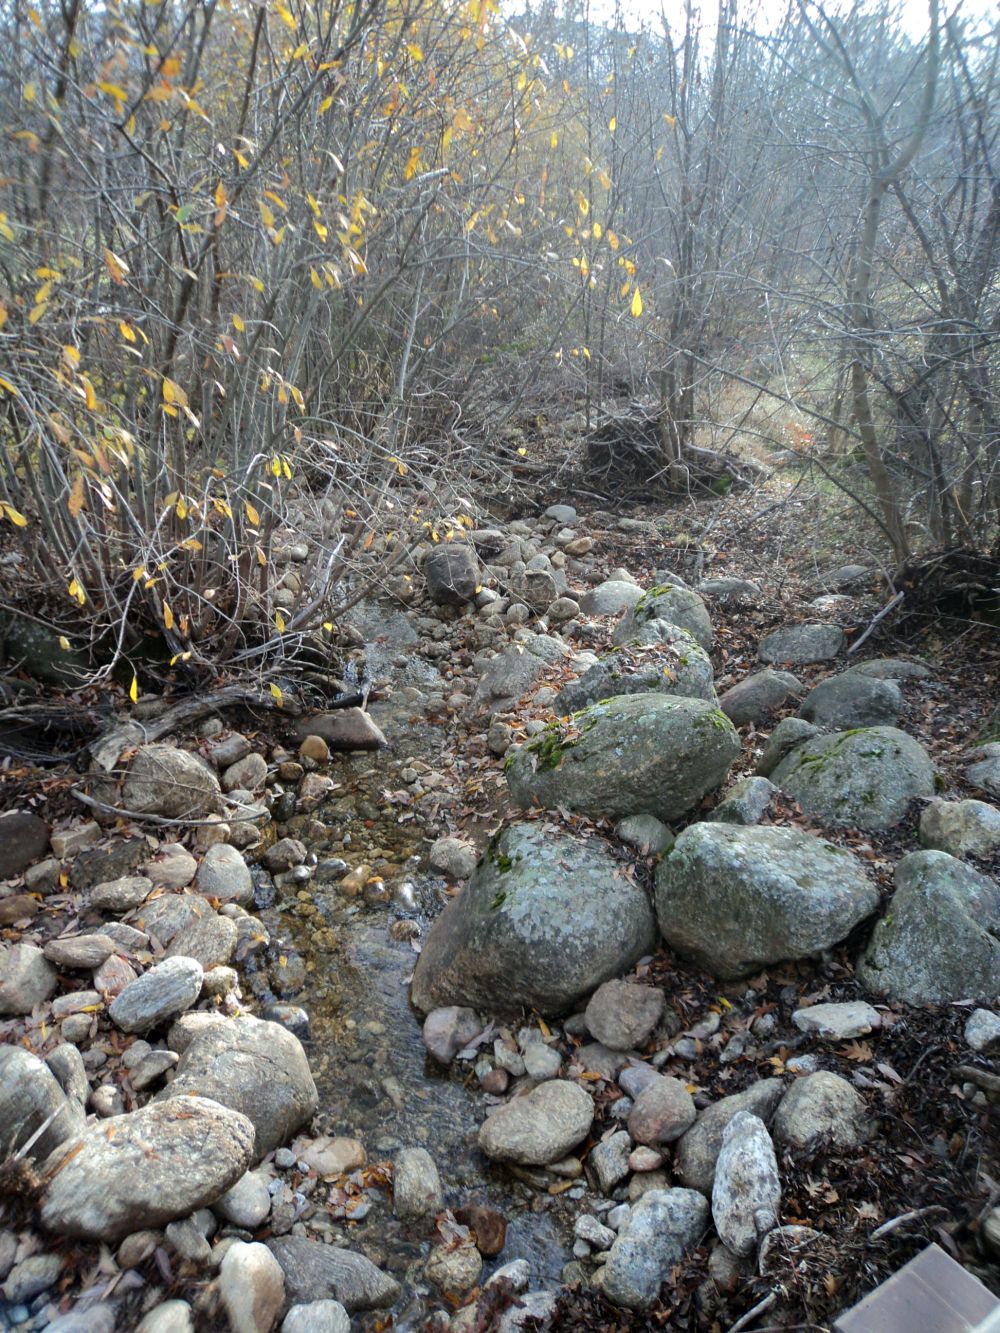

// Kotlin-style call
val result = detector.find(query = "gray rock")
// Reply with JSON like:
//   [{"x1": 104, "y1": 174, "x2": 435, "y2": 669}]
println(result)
[
  {"x1": 281, "y1": 1303, "x2": 350, "y2": 1333},
  {"x1": 195, "y1": 844, "x2": 253, "y2": 905},
  {"x1": 588, "y1": 1130, "x2": 633, "y2": 1193},
  {"x1": 425, "y1": 1237, "x2": 482, "y2": 1297},
  {"x1": 616, "y1": 815, "x2": 672, "y2": 855},
  {"x1": 602, "y1": 1189, "x2": 709, "y2": 1309},
  {"x1": 46, "y1": 1308, "x2": 118, "y2": 1333},
  {"x1": 579, "y1": 581, "x2": 646, "y2": 617},
  {"x1": 130, "y1": 1049, "x2": 180, "y2": 1091},
  {"x1": 121, "y1": 744, "x2": 221, "y2": 819},
  {"x1": 757, "y1": 718, "x2": 819, "y2": 777},
  {"x1": 655, "y1": 824, "x2": 878, "y2": 979},
  {"x1": 849, "y1": 657, "x2": 932, "y2": 681},
  {"x1": 798, "y1": 673, "x2": 903, "y2": 729},
  {"x1": 2, "y1": 1253, "x2": 64, "y2": 1303},
  {"x1": 544, "y1": 504, "x2": 577, "y2": 523},
  {"x1": 675, "y1": 1080, "x2": 786, "y2": 1196},
  {"x1": 791, "y1": 1001, "x2": 881, "y2": 1040},
  {"x1": 158, "y1": 1015, "x2": 318, "y2": 1161},
  {"x1": 614, "y1": 586, "x2": 713, "y2": 651},
  {"x1": 555, "y1": 627, "x2": 716, "y2": 714},
  {"x1": 39, "y1": 1095, "x2": 254, "y2": 1240},
  {"x1": 708, "y1": 777, "x2": 776, "y2": 826},
  {"x1": 393, "y1": 1147, "x2": 442, "y2": 1220},
  {"x1": 857, "y1": 851, "x2": 1000, "y2": 1003},
  {"x1": 822, "y1": 564, "x2": 871, "y2": 591},
  {"x1": 628, "y1": 1076, "x2": 696, "y2": 1146},
  {"x1": 585, "y1": 980, "x2": 665, "y2": 1051},
  {"x1": 478, "y1": 1080, "x2": 594, "y2": 1165},
  {"x1": 222, "y1": 753, "x2": 269, "y2": 794},
  {"x1": 712, "y1": 1112, "x2": 780, "y2": 1257},
  {"x1": 422, "y1": 1006, "x2": 484, "y2": 1064},
  {"x1": 472, "y1": 647, "x2": 546, "y2": 711},
  {"x1": 619, "y1": 1063, "x2": 661, "y2": 1100},
  {"x1": 424, "y1": 544, "x2": 480, "y2": 606},
  {"x1": 506, "y1": 695, "x2": 739, "y2": 825},
  {"x1": 772, "y1": 1072, "x2": 869, "y2": 1151},
  {"x1": 0, "y1": 942, "x2": 57, "y2": 1014},
  {"x1": 220, "y1": 1241, "x2": 285, "y2": 1333},
  {"x1": 135, "y1": 892, "x2": 207, "y2": 945},
  {"x1": 89, "y1": 874, "x2": 153, "y2": 912},
  {"x1": 698, "y1": 578, "x2": 761, "y2": 605},
  {"x1": 0, "y1": 811, "x2": 50, "y2": 878},
  {"x1": 770, "y1": 726, "x2": 936, "y2": 829},
  {"x1": 575, "y1": 1214, "x2": 616, "y2": 1248},
  {"x1": 410, "y1": 822, "x2": 655, "y2": 1016},
  {"x1": 214, "y1": 1171, "x2": 273, "y2": 1228},
  {"x1": 108, "y1": 956, "x2": 204, "y2": 1033},
  {"x1": 165, "y1": 1217, "x2": 212, "y2": 1264},
  {"x1": 266, "y1": 1236, "x2": 401, "y2": 1312},
  {"x1": 136, "y1": 1301, "x2": 195, "y2": 1333},
  {"x1": 718, "y1": 670, "x2": 806, "y2": 727},
  {"x1": 263, "y1": 839, "x2": 307, "y2": 873},
  {"x1": 920, "y1": 799, "x2": 1000, "y2": 859},
  {"x1": 43, "y1": 933, "x2": 117, "y2": 970},
  {"x1": 522, "y1": 1041, "x2": 562, "y2": 1080},
  {"x1": 209, "y1": 733, "x2": 252, "y2": 768},
  {"x1": 166, "y1": 911, "x2": 238, "y2": 968},
  {"x1": 515, "y1": 568, "x2": 558, "y2": 612},
  {"x1": 968, "y1": 754, "x2": 1000, "y2": 799},
  {"x1": 429, "y1": 837, "x2": 478, "y2": 880},
  {"x1": 46, "y1": 1043, "x2": 89, "y2": 1108},
  {"x1": 965, "y1": 1009, "x2": 1000, "y2": 1053},
  {"x1": 759, "y1": 624, "x2": 845, "y2": 665}
]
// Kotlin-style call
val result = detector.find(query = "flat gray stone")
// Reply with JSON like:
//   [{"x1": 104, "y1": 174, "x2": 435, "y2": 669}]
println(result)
[
  {"x1": 478, "y1": 1080, "x2": 594, "y2": 1165},
  {"x1": 267, "y1": 1236, "x2": 401, "y2": 1313},
  {"x1": 89, "y1": 875, "x2": 154, "y2": 913},
  {"x1": 281, "y1": 1303, "x2": 350, "y2": 1333},
  {"x1": 791, "y1": 1001, "x2": 881, "y2": 1040},
  {"x1": 759, "y1": 624, "x2": 845, "y2": 665},
  {"x1": 108, "y1": 956, "x2": 203, "y2": 1033}
]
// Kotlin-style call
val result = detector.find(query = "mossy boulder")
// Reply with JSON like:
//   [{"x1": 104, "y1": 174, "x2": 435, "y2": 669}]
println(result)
[
  {"x1": 856, "y1": 851, "x2": 1000, "y2": 1004},
  {"x1": 655, "y1": 824, "x2": 878, "y2": 979},
  {"x1": 613, "y1": 586, "x2": 714, "y2": 651},
  {"x1": 409, "y1": 822, "x2": 655, "y2": 1016},
  {"x1": 505, "y1": 694, "x2": 739, "y2": 824},
  {"x1": 769, "y1": 726, "x2": 935, "y2": 829},
  {"x1": 554, "y1": 626, "x2": 715, "y2": 714}
]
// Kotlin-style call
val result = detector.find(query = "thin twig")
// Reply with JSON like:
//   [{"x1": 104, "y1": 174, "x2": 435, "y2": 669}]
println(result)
[
  {"x1": 70, "y1": 787, "x2": 268, "y2": 828},
  {"x1": 726, "y1": 1291, "x2": 778, "y2": 1333},
  {"x1": 870, "y1": 1204, "x2": 949, "y2": 1240},
  {"x1": 847, "y1": 591, "x2": 905, "y2": 655}
]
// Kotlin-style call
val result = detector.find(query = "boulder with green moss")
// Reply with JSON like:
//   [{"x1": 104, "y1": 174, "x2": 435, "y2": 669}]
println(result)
[
  {"x1": 409, "y1": 822, "x2": 655, "y2": 1016},
  {"x1": 769, "y1": 726, "x2": 935, "y2": 829},
  {"x1": 554, "y1": 627, "x2": 715, "y2": 713},
  {"x1": 613, "y1": 586, "x2": 714, "y2": 651},
  {"x1": 505, "y1": 694, "x2": 739, "y2": 824},
  {"x1": 655, "y1": 824, "x2": 878, "y2": 979}
]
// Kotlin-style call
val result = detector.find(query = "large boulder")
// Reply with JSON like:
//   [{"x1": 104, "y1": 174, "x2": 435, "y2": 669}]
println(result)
[
  {"x1": 655, "y1": 824, "x2": 878, "y2": 979},
  {"x1": 554, "y1": 628, "x2": 715, "y2": 714},
  {"x1": 856, "y1": 851, "x2": 1000, "y2": 1004},
  {"x1": 798, "y1": 673, "x2": 903, "y2": 729},
  {"x1": 0, "y1": 1047, "x2": 86, "y2": 1163},
  {"x1": 0, "y1": 811, "x2": 50, "y2": 879},
  {"x1": 769, "y1": 726, "x2": 935, "y2": 829},
  {"x1": 759, "y1": 624, "x2": 844, "y2": 665},
  {"x1": 39, "y1": 1097, "x2": 254, "y2": 1241},
  {"x1": 423, "y1": 544, "x2": 480, "y2": 606},
  {"x1": 505, "y1": 695, "x2": 739, "y2": 824},
  {"x1": 718, "y1": 670, "x2": 806, "y2": 727},
  {"x1": 120, "y1": 744, "x2": 221, "y2": 820},
  {"x1": 409, "y1": 822, "x2": 655, "y2": 1016},
  {"x1": 579, "y1": 580, "x2": 645, "y2": 617},
  {"x1": 158, "y1": 1016, "x2": 318, "y2": 1160},
  {"x1": 613, "y1": 586, "x2": 713, "y2": 651}
]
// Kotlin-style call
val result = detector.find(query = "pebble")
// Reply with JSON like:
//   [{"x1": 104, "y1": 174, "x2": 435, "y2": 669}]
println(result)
[
  {"x1": 89, "y1": 875, "x2": 153, "y2": 912},
  {"x1": 772, "y1": 1071, "x2": 870, "y2": 1151},
  {"x1": 628, "y1": 1076, "x2": 697, "y2": 1146},
  {"x1": 791, "y1": 1001, "x2": 881, "y2": 1040},
  {"x1": 196, "y1": 844, "x2": 254, "y2": 905},
  {"x1": 165, "y1": 1216, "x2": 212, "y2": 1264},
  {"x1": 130, "y1": 1049, "x2": 180, "y2": 1090},
  {"x1": 965, "y1": 1008, "x2": 1000, "y2": 1052},
  {"x1": 522, "y1": 1041, "x2": 563, "y2": 1080},
  {"x1": 425, "y1": 1238, "x2": 482, "y2": 1297},
  {"x1": 585, "y1": 979, "x2": 666, "y2": 1051},
  {"x1": 575, "y1": 1215, "x2": 616, "y2": 1249},
  {"x1": 588, "y1": 1130, "x2": 633, "y2": 1193},
  {"x1": 393, "y1": 1147, "x2": 443, "y2": 1220},
  {"x1": 135, "y1": 1301, "x2": 194, "y2": 1333},
  {"x1": 281, "y1": 1302, "x2": 350, "y2": 1333},
  {"x1": 478, "y1": 1080, "x2": 594, "y2": 1165},
  {"x1": 0, "y1": 942, "x2": 57, "y2": 1014},
  {"x1": 2, "y1": 1254, "x2": 64, "y2": 1303},
  {"x1": 423, "y1": 1007, "x2": 484, "y2": 1065},
  {"x1": 219, "y1": 1240, "x2": 286, "y2": 1333}
]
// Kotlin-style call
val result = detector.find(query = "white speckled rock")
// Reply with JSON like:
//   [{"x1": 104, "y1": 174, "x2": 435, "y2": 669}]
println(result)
[
  {"x1": 108, "y1": 956, "x2": 204, "y2": 1033},
  {"x1": 711, "y1": 1112, "x2": 780, "y2": 1257},
  {"x1": 220, "y1": 1241, "x2": 285, "y2": 1333}
]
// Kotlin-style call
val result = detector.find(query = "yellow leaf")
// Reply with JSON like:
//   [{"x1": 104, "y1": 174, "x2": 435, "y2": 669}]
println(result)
[
  {"x1": 232, "y1": 314, "x2": 245, "y2": 332},
  {"x1": 62, "y1": 344, "x2": 81, "y2": 370},
  {"x1": 607, "y1": 229, "x2": 620, "y2": 251},
  {"x1": 609, "y1": 116, "x2": 617, "y2": 131},
  {"x1": 403, "y1": 146, "x2": 422, "y2": 181},
  {"x1": 664, "y1": 113, "x2": 677, "y2": 128},
  {"x1": 67, "y1": 577, "x2": 85, "y2": 605},
  {"x1": 0, "y1": 376, "x2": 18, "y2": 397},
  {"x1": 313, "y1": 219, "x2": 328, "y2": 241},
  {"x1": 67, "y1": 474, "x2": 85, "y2": 518},
  {"x1": 1, "y1": 504, "x2": 28, "y2": 527},
  {"x1": 119, "y1": 320, "x2": 136, "y2": 342},
  {"x1": 319, "y1": 95, "x2": 333, "y2": 113},
  {"x1": 550, "y1": 132, "x2": 558, "y2": 149},
  {"x1": 129, "y1": 674, "x2": 139, "y2": 703},
  {"x1": 631, "y1": 286, "x2": 643, "y2": 317},
  {"x1": 81, "y1": 376, "x2": 98, "y2": 410},
  {"x1": 162, "y1": 599, "x2": 175, "y2": 630},
  {"x1": 104, "y1": 247, "x2": 128, "y2": 284},
  {"x1": 245, "y1": 500, "x2": 260, "y2": 526},
  {"x1": 256, "y1": 546, "x2": 267, "y2": 567},
  {"x1": 275, "y1": 610, "x2": 286, "y2": 632},
  {"x1": 269, "y1": 682, "x2": 284, "y2": 707},
  {"x1": 162, "y1": 377, "x2": 188, "y2": 408},
  {"x1": 0, "y1": 214, "x2": 15, "y2": 243},
  {"x1": 310, "y1": 266, "x2": 323, "y2": 290},
  {"x1": 28, "y1": 302, "x2": 47, "y2": 325},
  {"x1": 406, "y1": 41, "x2": 424, "y2": 61},
  {"x1": 0, "y1": 300, "x2": 6, "y2": 329},
  {"x1": 58, "y1": 636, "x2": 70, "y2": 650},
  {"x1": 215, "y1": 180, "x2": 227, "y2": 208},
  {"x1": 517, "y1": 446, "x2": 527, "y2": 456}
]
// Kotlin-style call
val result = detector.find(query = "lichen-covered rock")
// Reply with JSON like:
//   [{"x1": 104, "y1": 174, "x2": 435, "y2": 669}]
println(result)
[
  {"x1": 769, "y1": 726, "x2": 935, "y2": 829},
  {"x1": 120, "y1": 744, "x2": 221, "y2": 820},
  {"x1": 655, "y1": 824, "x2": 878, "y2": 979},
  {"x1": 613, "y1": 586, "x2": 714, "y2": 650},
  {"x1": 857, "y1": 851, "x2": 1000, "y2": 1003},
  {"x1": 409, "y1": 822, "x2": 654, "y2": 1016},
  {"x1": 555, "y1": 627, "x2": 715, "y2": 713},
  {"x1": 579, "y1": 581, "x2": 646, "y2": 617},
  {"x1": 798, "y1": 673, "x2": 903, "y2": 730},
  {"x1": 39, "y1": 1096, "x2": 254, "y2": 1240},
  {"x1": 505, "y1": 694, "x2": 739, "y2": 825},
  {"x1": 920, "y1": 799, "x2": 1000, "y2": 859},
  {"x1": 759, "y1": 624, "x2": 844, "y2": 665},
  {"x1": 674, "y1": 1080, "x2": 786, "y2": 1196},
  {"x1": 712, "y1": 1112, "x2": 780, "y2": 1257},
  {"x1": 602, "y1": 1189, "x2": 709, "y2": 1310}
]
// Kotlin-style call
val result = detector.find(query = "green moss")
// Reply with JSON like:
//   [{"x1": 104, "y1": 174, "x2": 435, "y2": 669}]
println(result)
[
  {"x1": 490, "y1": 891, "x2": 507, "y2": 910},
  {"x1": 525, "y1": 725, "x2": 569, "y2": 771},
  {"x1": 934, "y1": 772, "x2": 947, "y2": 791}
]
